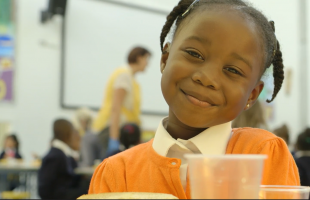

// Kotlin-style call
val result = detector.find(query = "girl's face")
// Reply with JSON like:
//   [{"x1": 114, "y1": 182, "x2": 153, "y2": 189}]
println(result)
[
  {"x1": 161, "y1": 10, "x2": 265, "y2": 128},
  {"x1": 4, "y1": 137, "x2": 16, "y2": 149}
]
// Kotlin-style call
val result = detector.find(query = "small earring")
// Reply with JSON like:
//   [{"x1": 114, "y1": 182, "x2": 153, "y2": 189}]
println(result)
[{"x1": 246, "y1": 104, "x2": 250, "y2": 108}]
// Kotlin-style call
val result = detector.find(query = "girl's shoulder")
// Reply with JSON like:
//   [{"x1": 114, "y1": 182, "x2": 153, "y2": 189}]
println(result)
[
  {"x1": 232, "y1": 127, "x2": 276, "y2": 141},
  {"x1": 228, "y1": 127, "x2": 287, "y2": 154}
]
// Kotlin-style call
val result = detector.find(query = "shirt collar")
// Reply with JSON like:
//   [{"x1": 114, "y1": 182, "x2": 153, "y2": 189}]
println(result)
[
  {"x1": 152, "y1": 117, "x2": 232, "y2": 157},
  {"x1": 52, "y1": 139, "x2": 72, "y2": 157},
  {"x1": 295, "y1": 151, "x2": 310, "y2": 159}
]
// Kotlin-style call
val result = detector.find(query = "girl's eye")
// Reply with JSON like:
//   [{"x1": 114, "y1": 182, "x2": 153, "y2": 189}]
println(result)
[
  {"x1": 186, "y1": 50, "x2": 204, "y2": 60},
  {"x1": 224, "y1": 67, "x2": 242, "y2": 75}
]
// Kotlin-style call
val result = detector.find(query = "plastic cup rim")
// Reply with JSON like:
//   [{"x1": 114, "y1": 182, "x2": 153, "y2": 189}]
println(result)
[
  {"x1": 260, "y1": 185, "x2": 310, "y2": 192},
  {"x1": 184, "y1": 154, "x2": 267, "y2": 160}
]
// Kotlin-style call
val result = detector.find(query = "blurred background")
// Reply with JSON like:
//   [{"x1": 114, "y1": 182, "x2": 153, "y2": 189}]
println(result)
[{"x1": 0, "y1": 0, "x2": 309, "y2": 199}]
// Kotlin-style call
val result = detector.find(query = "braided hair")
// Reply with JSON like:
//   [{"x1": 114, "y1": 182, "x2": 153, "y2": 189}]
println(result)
[{"x1": 160, "y1": 0, "x2": 284, "y2": 103}]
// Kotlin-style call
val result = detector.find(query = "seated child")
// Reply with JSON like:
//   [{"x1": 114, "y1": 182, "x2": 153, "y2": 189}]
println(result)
[
  {"x1": 0, "y1": 134, "x2": 22, "y2": 191},
  {"x1": 0, "y1": 134, "x2": 22, "y2": 159},
  {"x1": 89, "y1": 0, "x2": 300, "y2": 199},
  {"x1": 69, "y1": 129, "x2": 81, "y2": 166},
  {"x1": 295, "y1": 128, "x2": 310, "y2": 186},
  {"x1": 38, "y1": 119, "x2": 85, "y2": 199},
  {"x1": 106, "y1": 123, "x2": 141, "y2": 157}
]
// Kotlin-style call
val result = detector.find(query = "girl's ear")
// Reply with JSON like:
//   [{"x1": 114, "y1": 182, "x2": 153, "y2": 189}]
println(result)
[
  {"x1": 245, "y1": 81, "x2": 264, "y2": 110},
  {"x1": 160, "y1": 43, "x2": 171, "y2": 73}
]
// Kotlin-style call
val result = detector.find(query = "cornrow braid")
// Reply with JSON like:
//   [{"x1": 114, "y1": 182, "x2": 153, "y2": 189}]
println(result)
[
  {"x1": 266, "y1": 21, "x2": 284, "y2": 103},
  {"x1": 160, "y1": 0, "x2": 192, "y2": 52},
  {"x1": 267, "y1": 40, "x2": 284, "y2": 103},
  {"x1": 160, "y1": 0, "x2": 284, "y2": 103}
]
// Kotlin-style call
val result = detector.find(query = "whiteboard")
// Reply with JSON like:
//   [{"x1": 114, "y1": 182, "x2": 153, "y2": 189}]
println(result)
[{"x1": 63, "y1": 0, "x2": 169, "y2": 115}]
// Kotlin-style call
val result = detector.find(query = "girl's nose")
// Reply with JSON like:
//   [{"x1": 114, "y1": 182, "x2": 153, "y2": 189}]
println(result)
[{"x1": 191, "y1": 64, "x2": 220, "y2": 90}]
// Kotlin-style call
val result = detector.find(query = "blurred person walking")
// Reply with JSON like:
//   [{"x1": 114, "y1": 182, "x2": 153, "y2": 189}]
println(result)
[{"x1": 93, "y1": 47, "x2": 151, "y2": 157}]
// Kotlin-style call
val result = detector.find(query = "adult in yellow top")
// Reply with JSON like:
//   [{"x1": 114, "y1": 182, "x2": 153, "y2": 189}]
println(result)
[{"x1": 93, "y1": 47, "x2": 151, "y2": 157}]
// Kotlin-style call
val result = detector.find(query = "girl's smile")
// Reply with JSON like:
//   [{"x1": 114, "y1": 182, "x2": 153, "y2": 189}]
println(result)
[{"x1": 181, "y1": 88, "x2": 215, "y2": 108}]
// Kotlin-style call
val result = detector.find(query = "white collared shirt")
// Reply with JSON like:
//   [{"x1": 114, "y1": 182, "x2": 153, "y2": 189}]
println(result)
[
  {"x1": 152, "y1": 117, "x2": 232, "y2": 189},
  {"x1": 52, "y1": 139, "x2": 77, "y2": 158},
  {"x1": 295, "y1": 151, "x2": 310, "y2": 159}
]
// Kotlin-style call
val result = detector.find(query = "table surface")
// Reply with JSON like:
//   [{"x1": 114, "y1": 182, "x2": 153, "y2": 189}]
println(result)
[
  {"x1": 74, "y1": 167, "x2": 95, "y2": 175},
  {"x1": 0, "y1": 163, "x2": 40, "y2": 172},
  {"x1": 0, "y1": 163, "x2": 96, "y2": 175}
]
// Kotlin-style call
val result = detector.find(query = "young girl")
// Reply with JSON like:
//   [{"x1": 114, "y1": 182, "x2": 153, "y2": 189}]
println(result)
[
  {"x1": 89, "y1": 0, "x2": 299, "y2": 198},
  {"x1": 0, "y1": 134, "x2": 22, "y2": 160}
]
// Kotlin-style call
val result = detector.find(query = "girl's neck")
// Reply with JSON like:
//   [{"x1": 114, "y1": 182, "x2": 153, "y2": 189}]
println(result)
[{"x1": 165, "y1": 110, "x2": 207, "y2": 140}]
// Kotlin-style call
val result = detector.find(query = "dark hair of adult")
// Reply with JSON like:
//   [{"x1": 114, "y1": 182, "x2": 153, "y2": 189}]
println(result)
[
  {"x1": 160, "y1": 0, "x2": 284, "y2": 103},
  {"x1": 296, "y1": 128, "x2": 310, "y2": 151},
  {"x1": 127, "y1": 47, "x2": 151, "y2": 64}
]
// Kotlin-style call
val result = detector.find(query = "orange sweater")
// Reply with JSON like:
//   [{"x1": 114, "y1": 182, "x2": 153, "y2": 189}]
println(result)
[{"x1": 89, "y1": 128, "x2": 300, "y2": 199}]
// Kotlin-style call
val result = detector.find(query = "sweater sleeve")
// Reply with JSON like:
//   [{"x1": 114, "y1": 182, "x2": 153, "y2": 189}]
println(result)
[
  {"x1": 257, "y1": 138, "x2": 300, "y2": 185},
  {"x1": 88, "y1": 158, "x2": 116, "y2": 194}
]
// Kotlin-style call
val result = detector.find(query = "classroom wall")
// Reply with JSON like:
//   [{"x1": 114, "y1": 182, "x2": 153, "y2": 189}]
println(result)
[
  {"x1": 0, "y1": 0, "x2": 73, "y2": 161},
  {"x1": 0, "y1": 0, "x2": 177, "y2": 161},
  {"x1": 0, "y1": 0, "x2": 307, "y2": 161}
]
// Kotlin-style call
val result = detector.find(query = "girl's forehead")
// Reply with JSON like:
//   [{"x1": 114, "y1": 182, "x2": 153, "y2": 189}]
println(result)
[
  {"x1": 177, "y1": 9, "x2": 258, "y2": 39},
  {"x1": 175, "y1": 10, "x2": 261, "y2": 49}
]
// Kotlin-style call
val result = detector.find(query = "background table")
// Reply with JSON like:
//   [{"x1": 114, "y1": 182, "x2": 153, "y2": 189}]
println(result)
[{"x1": 0, "y1": 163, "x2": 39, "y2": 199}]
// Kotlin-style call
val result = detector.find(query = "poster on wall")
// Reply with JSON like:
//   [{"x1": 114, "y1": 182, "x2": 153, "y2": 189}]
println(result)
[{"x1": 0, "y1": 0, "x2": 15, "y2": 103}]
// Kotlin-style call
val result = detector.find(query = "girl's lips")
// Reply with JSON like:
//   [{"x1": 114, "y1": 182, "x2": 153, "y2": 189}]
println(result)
[{"x1": 184, "y1": 93, "x2": 213, "y2": 108}]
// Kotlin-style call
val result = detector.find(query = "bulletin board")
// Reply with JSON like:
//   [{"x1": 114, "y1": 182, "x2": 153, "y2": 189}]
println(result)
[{"x1": 0, "y1": 0, "x2": 15, "y2": 103}]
